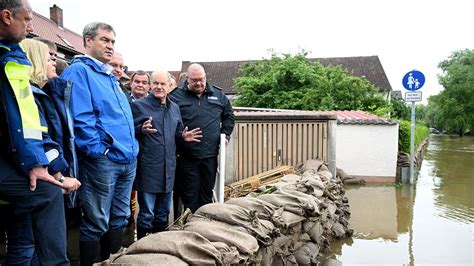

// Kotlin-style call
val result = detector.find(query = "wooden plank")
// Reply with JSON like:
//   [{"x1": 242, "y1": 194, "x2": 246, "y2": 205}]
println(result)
[{"x1": 224, "y1": 165, "x2": 295, "y2": 200}]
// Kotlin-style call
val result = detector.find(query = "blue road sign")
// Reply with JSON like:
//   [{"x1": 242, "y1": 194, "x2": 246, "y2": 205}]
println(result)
[{"x1": 402, "y1": 70, "x2": 425, "y2": 91}]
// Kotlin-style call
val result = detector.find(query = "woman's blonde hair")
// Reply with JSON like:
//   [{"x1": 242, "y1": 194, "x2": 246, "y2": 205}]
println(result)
[{"x1": 19, "y1": 38, "x2": 50, "y2": 87}]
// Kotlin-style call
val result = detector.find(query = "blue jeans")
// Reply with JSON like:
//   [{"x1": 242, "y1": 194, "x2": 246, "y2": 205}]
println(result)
[
  {"x1": 78, "y1": 155, "x2": 136, "y2": 241},
  {"x1": 0, "y1": 170, "x2": 68, "y2": 265},
  {"x1": 5, "y1": 212, "x2": 39, "y2": 266},
  {"x1": 137, "y1": 192, "x2": 172, "y2": 229}
]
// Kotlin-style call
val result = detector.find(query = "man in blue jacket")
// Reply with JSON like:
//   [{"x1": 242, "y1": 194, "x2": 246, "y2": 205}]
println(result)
[
  {"x1": 61, "y1": 22, "x2": 139, "y2": 265},
  {"x1": 0, "y1": 0, "x2": 69, "y2": 264}
]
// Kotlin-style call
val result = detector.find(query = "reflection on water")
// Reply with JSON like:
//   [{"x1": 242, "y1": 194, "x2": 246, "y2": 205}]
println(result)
[{"x1": 325, "y1": 135, "x2": 473, "y2": 265}]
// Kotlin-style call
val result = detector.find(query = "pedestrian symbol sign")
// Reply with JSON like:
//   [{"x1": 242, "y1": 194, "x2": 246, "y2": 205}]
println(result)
[{"x1": 402, "y1": 70, "x2": 425, "y2": 91}]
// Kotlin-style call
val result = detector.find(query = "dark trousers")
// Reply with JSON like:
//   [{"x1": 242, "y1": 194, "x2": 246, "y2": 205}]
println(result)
[
  {"x1": 175, "y1": 156, "x2": 217, "y2": 213},
  {"x1": 0, "y1": 167, "x2": 69, "y2": 265}
]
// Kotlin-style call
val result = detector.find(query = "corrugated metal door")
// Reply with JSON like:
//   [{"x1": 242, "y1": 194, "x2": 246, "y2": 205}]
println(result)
[{"x1": 233, "y1": 121, "x2": 328, "y2": 180}]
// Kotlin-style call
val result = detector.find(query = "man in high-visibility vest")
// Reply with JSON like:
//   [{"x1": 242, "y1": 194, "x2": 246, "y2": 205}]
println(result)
[{"x1": 0, "y1": 0, "x2": 69, "y2": 265}]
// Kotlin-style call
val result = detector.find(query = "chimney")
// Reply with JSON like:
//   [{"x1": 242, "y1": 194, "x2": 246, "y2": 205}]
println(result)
[{"x1": 50, "y1": 5, "x2": 63, "y2": 28}]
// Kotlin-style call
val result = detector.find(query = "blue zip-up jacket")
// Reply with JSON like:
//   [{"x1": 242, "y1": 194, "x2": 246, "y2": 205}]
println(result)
[
  {"x1": 0, "y1": 41, "x2": 49, "y2": 179},
  {"x1": 42, "y1": 77, "x2": 78, "y2": 178},
  {"x1": 31, "y1": 84, "x2": 68, "y2": 175},
  {"x1": 61, "y1": 55, "x2": 138, "y2": 163}
]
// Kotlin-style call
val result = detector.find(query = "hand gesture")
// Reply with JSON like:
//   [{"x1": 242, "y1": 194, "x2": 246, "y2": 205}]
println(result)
[
  {"x1": 61, "y1": 177, "x2": 82, "y2": 194},
  {"x1": 29, "y1": 166, "x2": 63, "y2": 191},
  {"x1": 182, "y1": 127, "x2": 202, "y2": 142},
  {"x1": 142, "y1": 117, "x2": 157, "y2": 134}
]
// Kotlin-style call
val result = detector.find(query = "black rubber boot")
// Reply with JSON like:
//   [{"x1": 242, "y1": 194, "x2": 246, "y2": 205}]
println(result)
[
  {"x1": 152, "y1": 220, "x2": 168, "y2": 233},
  {"x1": 137, "y1": 226, "x2": 153, "y2": 240},
  {"x1": 100, "y1": 229, "x2": 124, "y2": 260},
  {"x1": 80, "y1": 240, "x2": 100, "y2": 266},
  {"x1": 99, "y1": 232, "x2": 110, "y2": 261},
  {"x1": 108, "y1": 229, "x2": 123, "y2": 254}
]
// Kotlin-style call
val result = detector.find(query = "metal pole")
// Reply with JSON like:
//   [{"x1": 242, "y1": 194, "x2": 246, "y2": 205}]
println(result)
[
  {"x1": 410, "y1": 101, "x2": 416, "y2": 184},
  {"x1": 327, "y1": 119, "x2": 337, "y2": 178},
  {"x1": 218, "y1": 134, "x2": 226, "y2": 202}
]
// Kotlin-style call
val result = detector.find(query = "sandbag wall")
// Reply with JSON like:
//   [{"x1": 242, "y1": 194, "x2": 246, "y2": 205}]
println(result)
[{"x1": 102, "y1": 159, "x2": 352, "y2": 265}]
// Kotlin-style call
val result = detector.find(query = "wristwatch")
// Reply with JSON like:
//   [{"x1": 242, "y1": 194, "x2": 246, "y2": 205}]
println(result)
[{"x1": 58, "y1": 175, "x2": 65, "y2": 183}]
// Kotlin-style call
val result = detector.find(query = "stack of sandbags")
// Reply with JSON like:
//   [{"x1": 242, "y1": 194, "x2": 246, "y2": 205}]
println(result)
[{"x1": 100, "y1": 159, "x2": 352, "y2": 265}]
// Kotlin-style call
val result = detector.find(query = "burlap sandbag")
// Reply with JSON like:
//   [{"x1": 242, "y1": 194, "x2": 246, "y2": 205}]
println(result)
[
  {"x1": 195, "y1": 203, "x2": 274, "y2": 245},
  {"x1": 106, "y1": 253, "x2": 188, "y2": 265},
  {"x1": 183, "y1": 218, "x2": 259, "y2": 257},
  {"x1": 302, "y1": 159, "x2": 325, "y2": 172},
  {"x1": 272, "y1": 208, "x2": 305, "y2": 230},
  {"x1": 258, "y1": 192, "x2": 308, "y2": 217},
  {"x1": 113, "y1": 231, "x2": 221, "y2": 265},
  {"x1": 281, "y1": 174, "x2": 302, "y2": 183},
  {"x1": 317, "y1": 164, "x2": 333, "y2": 181},
  {"x1": 294, "y1": 241, "x2": 320, "y2": 265},
  {"x1": 302, "y1": 220, "x2": 324, "y2": 244},
  {"x1": 211, "y1": 242, "x2": 246, "y2": 264},
  {"x1": 260, "y1": 188, "x2": 320, "y2": 217},
  {"x1": 299, "y1": 175, "x2": 325, "y2": 197},
  {"x1": 331, "y1": 221, "x2": 348, "y2": 238},
  {"x1": 225, "y1": 197, "x2": 277, "y2": 221}
]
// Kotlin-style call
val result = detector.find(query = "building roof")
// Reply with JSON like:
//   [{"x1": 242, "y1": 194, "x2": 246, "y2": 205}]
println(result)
[
  {"x1": 181, "y1": 55, "x2": 392, "y2": 95},
  {"x1": 30, "y1": 11, "x2": 85, "y2": 55},
  {"x1": 234, "y1": 107, "x2": 398, "y2": 125}
]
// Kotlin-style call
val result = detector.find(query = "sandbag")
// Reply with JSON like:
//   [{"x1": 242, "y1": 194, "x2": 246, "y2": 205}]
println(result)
[
  {"x1": 303, "y1": 159, "x2": 325, "y2": 172},
  {"x1": 281, "y1": 174, "x2": 302, "y2": 183},
  {"x1": 302, "y1": 220, "x2": 324, "y2": 243},
  {"x1": 275, "y1": 188, "x2": 321, "y2": 217},
  {"x1": 195, "y1": 203, "x2": 274, "y2": 246},
  {"x1": 211, "y1": 242, "x2": 245, "y2": 265},
  {"x1": 259, "y1": 191, "x2": 311, "y2": 217},
  {"x1": 122, "y1": 231, "x2": 221, "y2": 265},
  {"x1": 183, "y1": 218, "x2": 259, "y2": 257},
  {"x1": 294, "y1": 241, "x2": 320, "y2": 265},
  {"x1": 225, "y1": 197, "x2": 277, "y2": 221},
  {"x1": 106, "y1": 253, "x2": 188, "y2": 265}
]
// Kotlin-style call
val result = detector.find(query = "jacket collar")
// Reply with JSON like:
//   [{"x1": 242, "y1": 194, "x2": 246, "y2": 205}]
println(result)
[
  {"x1": 183, "y1": 81, "x2": 214, "y2": 97},
  {"x1": 70, "y1": 55, "x2": 113, "y2": 75}
]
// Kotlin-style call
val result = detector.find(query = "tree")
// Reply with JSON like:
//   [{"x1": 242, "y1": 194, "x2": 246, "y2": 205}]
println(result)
[
  {"x1": 428, "y1": 49, "x2": 474, "y2": 136},
  {"x1": 233, "y1": 51, "x2": 388, "y2": 113},
  {"x1": 391, "y1": 96, "x2": 410, "y2": 120}
]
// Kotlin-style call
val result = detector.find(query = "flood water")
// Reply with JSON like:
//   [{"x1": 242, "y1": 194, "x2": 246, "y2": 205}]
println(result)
[{"x1": 325, "y1": 135, "x2": 474, "y2": 265}]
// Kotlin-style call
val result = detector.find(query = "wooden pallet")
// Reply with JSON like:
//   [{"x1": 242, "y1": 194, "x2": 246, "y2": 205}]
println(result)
[{"x1": 224, "y1": 165, "x2": 295, "y2": 200}]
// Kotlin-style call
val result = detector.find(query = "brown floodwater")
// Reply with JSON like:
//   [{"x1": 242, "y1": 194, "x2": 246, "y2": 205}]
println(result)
[{"x1": 324, "y1": 135, "x2": 474, "y2": 265}]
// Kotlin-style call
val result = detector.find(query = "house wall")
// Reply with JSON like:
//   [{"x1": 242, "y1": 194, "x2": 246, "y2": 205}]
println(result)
[{"x1": 336, "y1": 123, "x2": 398, "y2": 179}]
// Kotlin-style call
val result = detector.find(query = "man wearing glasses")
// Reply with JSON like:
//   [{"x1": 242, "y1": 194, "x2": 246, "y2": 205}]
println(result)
[{"x1": 169, "y1": 63, "x2": 234, "y2": 213}]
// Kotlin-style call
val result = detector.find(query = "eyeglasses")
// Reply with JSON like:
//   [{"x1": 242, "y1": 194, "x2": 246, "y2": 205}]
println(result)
[
  {"x1": 189, "y1": 77, "x2": 206, "y2": 83},
  {"x1": 110, "y1": 63, "x2": 125, "y2": 70}
]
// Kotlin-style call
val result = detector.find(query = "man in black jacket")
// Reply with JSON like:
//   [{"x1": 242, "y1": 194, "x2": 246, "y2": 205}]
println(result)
[{"x1": 169, "y1": 63, "x2": 235, "y2": 213}]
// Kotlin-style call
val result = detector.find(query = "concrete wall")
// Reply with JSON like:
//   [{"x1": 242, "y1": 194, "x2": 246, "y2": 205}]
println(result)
[{"x1": 336, "y1": 124, "x2": 399, "y2": 179}]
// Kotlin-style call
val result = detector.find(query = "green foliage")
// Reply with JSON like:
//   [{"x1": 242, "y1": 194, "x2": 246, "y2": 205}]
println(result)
[
  {"x1": 398, "y1": 120, "x2": 430, "y2": 153},
  {"x1": 233, "y1": 51, "x2": 389, "y2": 113},
  {"x1": 427, "y1": 49, "x2": 474, "y2": 136},
  {"x1": 390, "y1": 97, "x2": 410, "y2": 120}
]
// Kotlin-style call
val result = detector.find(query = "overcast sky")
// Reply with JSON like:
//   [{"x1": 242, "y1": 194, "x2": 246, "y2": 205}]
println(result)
[{"x1": 29, "y1": 0, "x2": 473, "y2": 103}]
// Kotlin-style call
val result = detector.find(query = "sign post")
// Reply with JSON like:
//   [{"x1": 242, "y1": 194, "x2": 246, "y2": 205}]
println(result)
[{"x1": 402, "y1": 70, "x2": 425, "y2": 183}]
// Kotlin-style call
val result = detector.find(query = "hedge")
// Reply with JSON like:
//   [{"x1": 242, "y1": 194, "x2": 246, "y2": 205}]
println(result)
[{"x1": 398, "y1": 120, "x2": 430, "y2": 153}]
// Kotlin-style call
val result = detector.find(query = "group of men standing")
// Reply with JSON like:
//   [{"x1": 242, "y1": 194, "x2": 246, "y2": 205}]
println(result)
[{"x1": 0, "y1": 0, "x2": 235, "y2": 264}]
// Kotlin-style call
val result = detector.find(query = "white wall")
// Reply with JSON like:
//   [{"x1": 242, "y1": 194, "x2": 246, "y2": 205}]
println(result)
[{"x1": 336, "y1": 124, "x2": 399, "y2": 178}]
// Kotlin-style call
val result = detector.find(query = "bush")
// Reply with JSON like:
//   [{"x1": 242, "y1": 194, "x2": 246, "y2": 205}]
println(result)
[{"x1": 398, "y1": 120, "x2": 430, "y2": 153}]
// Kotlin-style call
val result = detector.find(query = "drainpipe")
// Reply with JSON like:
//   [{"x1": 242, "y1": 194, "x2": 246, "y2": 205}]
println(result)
[{"x1": 327, "y1": 119, "x2": 337, "y2": 178}]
